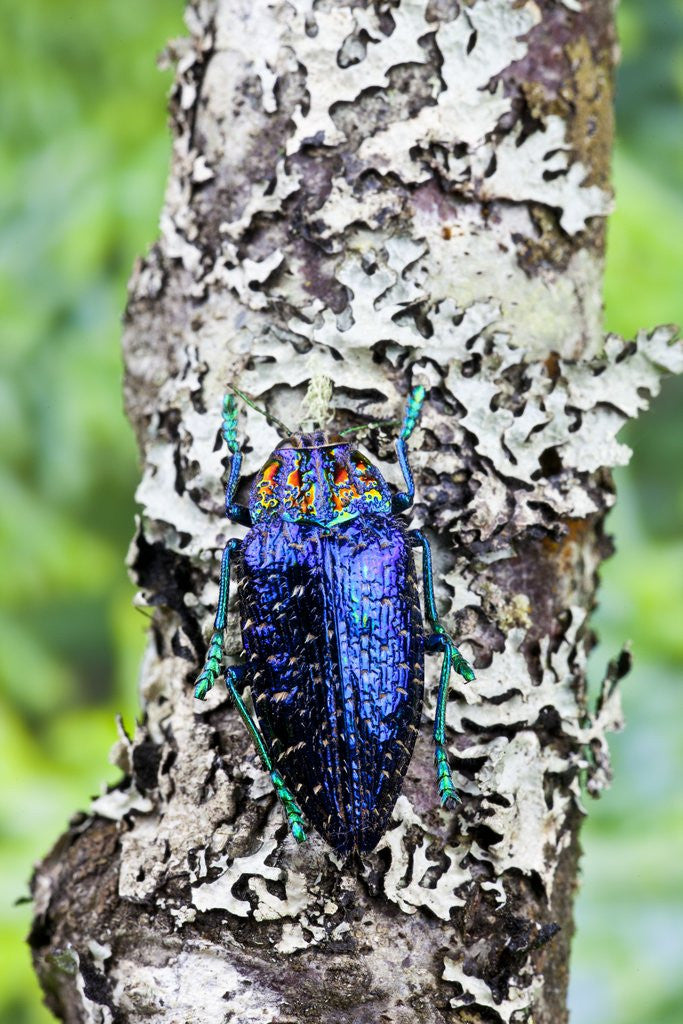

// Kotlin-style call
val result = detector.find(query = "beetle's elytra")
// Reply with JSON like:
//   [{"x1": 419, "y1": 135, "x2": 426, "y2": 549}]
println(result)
[{"x1": 194, "y1": 385, "x2": 474, "y2": 854}]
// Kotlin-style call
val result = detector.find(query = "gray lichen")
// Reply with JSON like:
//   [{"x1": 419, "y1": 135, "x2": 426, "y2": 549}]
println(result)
[{"x1": 30, "y1": 2, "x2": 680, "y2": 1023}]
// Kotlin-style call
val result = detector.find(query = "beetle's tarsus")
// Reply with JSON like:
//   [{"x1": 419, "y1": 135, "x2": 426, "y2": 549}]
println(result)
[
  {"x1": 393, "y1": 386, "x2": 426, "y2": 513},
  {"x1": 454, "y1": 652, "x2": 475, "y2": 682},
  {"x1": 222, "y1": 393, "x2": 240, "y2": 454},
  {"x1": 426, "y1": 631, "x2": 475, "y2": 682},
  {"x1": 399, "y1": 384, "x2": 426, "y2": 441},
  {"x1": 271, "y1": 769, "x2": 307, "y2": 843},
  {"x1": 291, "y1": 821, "x2": 307, "y2": 844},
  {"x1": 435, "y1": 742, "x2": 461, "y2": 809},
  {"x1": 194, "y1": 630, "x2": 224, "y2": 700}
]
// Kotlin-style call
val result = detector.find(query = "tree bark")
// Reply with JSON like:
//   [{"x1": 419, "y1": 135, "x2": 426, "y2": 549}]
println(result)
[{"x1": 30, "y1": 2, "x2": 680, "y2": 1023}]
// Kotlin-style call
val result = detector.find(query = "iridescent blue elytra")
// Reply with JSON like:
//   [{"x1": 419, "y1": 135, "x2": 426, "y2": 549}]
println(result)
[{"x1": 194, "y1": 387, "x2": 475, "y2": 854}]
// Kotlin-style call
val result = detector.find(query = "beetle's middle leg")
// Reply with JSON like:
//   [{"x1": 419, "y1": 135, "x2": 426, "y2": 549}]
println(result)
[
  {"x1": 194, "y1": 538, "x2": 240, "y2": 700},
  {"x1": 410, "y1": 530, "x2": 475, "y2": 809},
  {"x1": 194, "y1": 538, "x2": 306, "y2": 842}
]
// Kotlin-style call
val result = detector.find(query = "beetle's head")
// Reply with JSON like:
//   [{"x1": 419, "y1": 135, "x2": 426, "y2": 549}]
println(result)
[{"x1": 277, "y1": 429, "x2": 345, "y2": 450}]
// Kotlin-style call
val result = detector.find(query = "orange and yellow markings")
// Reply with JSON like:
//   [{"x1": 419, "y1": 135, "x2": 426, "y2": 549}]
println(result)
[
  {"x1": 300, "y1": 483, "x2": 317, "y2": 515},
  {"x1": 262, "y1": 461, "x2": 279, "y2": 483},
  {"x1": 364, "y1": 488, "x2": 382, "y2": 502},
  {"x1": 257, "y1": 459, "x2": 281, "y2": 510}
]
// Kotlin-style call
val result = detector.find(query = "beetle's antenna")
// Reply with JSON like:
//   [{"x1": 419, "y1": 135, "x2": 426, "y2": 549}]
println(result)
[
  {"x1": 228, "y1": 384, "x2": 294, "y2": 436},
  {"x1": 338, "y1": 419, "x2": 401, "y2": 436}
]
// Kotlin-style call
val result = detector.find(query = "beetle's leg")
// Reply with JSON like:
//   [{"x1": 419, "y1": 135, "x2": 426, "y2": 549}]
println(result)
[
  {"x1": 224, "y1": 666, "x2": 307, "y2": 844},
  {"x1": 194, "y1": 545, "x2": 306, "y2": 841},
  {"x1": 392, "y1": 384, "x2": 426, "y2": 514},
  {"x1": 222, "y1": 393, "x2": 251, "y2": 527},
  {"x1": 410, "y1": 529, "x2": 475, "y2": 809},
  {"x1": 411, "y1": 529, "x2": 475, "y2": 678},
  {"x1": 194, "y1": 538, "x2": 240, "y2": 700},
  {"x1": 433, "y1": 644, "x2": 458, "y2": 807}
]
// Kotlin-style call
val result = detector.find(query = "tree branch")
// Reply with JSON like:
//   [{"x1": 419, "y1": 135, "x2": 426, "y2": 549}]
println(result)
[{"x1": 31, "y1": 2, "x2": 681, "y2": 1022}]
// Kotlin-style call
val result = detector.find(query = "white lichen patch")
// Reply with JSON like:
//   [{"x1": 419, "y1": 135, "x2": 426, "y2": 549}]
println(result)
[
  {"x1": 111, "y1": 947, "x2": 282, "y2": 1024},
  {"x1": 370, "y1": 796, "x2": 470, "y2": 918},
  {"x1": 90, "y1": 785, "x2": 153, "y2": 821},
  {"x1": 154, "y1": 0, "x2": 612, "y2": 339},
  {"x1": 265, "y1": 0, "x2": 609, "y2": 236},
  {"x1": 473, "y1": 733, "x2": 573, "y2": 883},
  {"x1": 192, "y1": 810, "x2": 311, "y2": 921},
  {"x1": 445, "y1": 612, "x2": 595, "y2": 892},
  {"x1": 358, "y1": 0, "x2": 541, "y2": 162},
  {"x1": 285, "y1": 0, "x2": 432, "y2": 153},
  {"x1": 443, "y1": 955, "x2": 542, "y2": 1024},
  {"x1": 437, "y1": 323, "x2": 681, "y2": 529},
  {"x1": 275, "y1": 920, "x2": 315, "y2": 954},
  {"x1": 459, "y1": 115, "x2": 612, "y2": 234},
  {"x1": 220, "y1": 159, "x2": 301, "y2": 242},
  {"x1": 169, "y1": 905, "x2": 197, "y2": 929}
]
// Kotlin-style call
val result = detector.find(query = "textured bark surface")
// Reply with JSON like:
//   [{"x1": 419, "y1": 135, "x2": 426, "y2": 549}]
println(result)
[{"x1": 30, "y1": 2, "x2": 681, "y2": 1023}]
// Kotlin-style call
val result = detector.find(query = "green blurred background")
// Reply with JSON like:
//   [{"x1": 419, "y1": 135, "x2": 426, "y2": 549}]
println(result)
[{"x1": 0, "y1": 2, "x2": 681, "y2": 1021}]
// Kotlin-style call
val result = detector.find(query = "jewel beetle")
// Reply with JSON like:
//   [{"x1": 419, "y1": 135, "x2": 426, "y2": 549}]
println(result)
[{"x1": 194, "y1": 385, "x2": 475, "y2": 854}]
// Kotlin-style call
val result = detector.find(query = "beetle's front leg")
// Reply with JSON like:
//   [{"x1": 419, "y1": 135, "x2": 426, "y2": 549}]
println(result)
[
  {"x1": 194, "y1": 538, "x2": 240, "y2": 699},
  {"x1": 410, "y1": 529, "x2": 475, "y2": 809},
  {"x1": 392, "y1": 385, "x2": 425, "y2": 514},
  {"x1": 222, "y1": 392, "x2": 251, "y2": 527}
]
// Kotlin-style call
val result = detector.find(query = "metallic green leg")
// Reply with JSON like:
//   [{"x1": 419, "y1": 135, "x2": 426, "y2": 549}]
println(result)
[
  {"x1": 433, "y1": 644, "x2": 459, "y2": 808},
  {"x1": 225, "y1": 666, "x2": 306, "y2": 845},
  {"x1": 222, "y1": 392, "x2": 251, "y2": 527},
  {"x1": 194, "y1": 538, "x2": 305, "y2": 842},
  {"x1": 270, "y1": 769, "x2": 306, "y2": 844},
  {"x1": 410, "y1": 530, "x2": 475, "y2": 809},
  {"x1": 393, "y1": 385, "x2": 426, "y2": 513},
  {"x1": 194, "y1": 538, "x2": 239, "y2": 699}
]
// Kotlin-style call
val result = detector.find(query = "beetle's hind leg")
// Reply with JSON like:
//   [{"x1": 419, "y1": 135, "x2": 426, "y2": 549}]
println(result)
[
  {"x1": 224, "y1": 666, "x2": 307, "y2": 844},
  {"x1": 410, "y1": 530, "x2": 475, "y2": 809},
  {"x1": 193, "y1": 539, "x2": 306, "y2": 842},
  {"x1": 270, "y1": 768, "x2": 306, "y2": 844},
  {"x1": 431, "y1": 642, "x2": 465, "y2": 809}
]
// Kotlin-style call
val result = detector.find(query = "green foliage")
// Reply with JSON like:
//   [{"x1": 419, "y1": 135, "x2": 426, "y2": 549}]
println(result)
[
  {"x1": 570, "y1": 9, "x2": 683, "y2": 1020},
  {"x1": 0, "y1": 1, "x2": 680, "y2": 1023},
  {"x1": 0, "y1": 2, "x2": 183, "y2": 1021}
]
